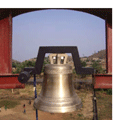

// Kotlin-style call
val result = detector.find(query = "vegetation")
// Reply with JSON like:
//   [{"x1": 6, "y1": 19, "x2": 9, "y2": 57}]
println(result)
[
  {"x1": 73, "y1": 58, "x2": 106, "y2": 79},
  {"x1": 12, "y1": 57, "x2": 50, "y2": 74},
  {"x1": 12, "y1": 50, "x2": 106, "y2": 75},
  {"x1": 96, "y1": 89, "x2": 112, "y2": 120},
  {"x1": 73, "y1": 60, "x2": 86, "y2": 74},
  {"x1": 73, "y1": 60, "x2": 87, "y2": 78},
  {"x1": 86, "y1": 58, "x2": 89, "y2": 62},
  {"x1": 91, "y1": 61, "x2": 106, "y2": 74},
  {"x1": 0, "y1": 100, "x2": 20, "y2": 108},
  {"x1": 81, "y1": 60, "x2": 87, "y2": 67},
  {"x1": 106, "y1": 89, "x2": 112, "y2": 95},
  {"x1": 96, "y1": 89, "x2": 112, "y2": 95}
]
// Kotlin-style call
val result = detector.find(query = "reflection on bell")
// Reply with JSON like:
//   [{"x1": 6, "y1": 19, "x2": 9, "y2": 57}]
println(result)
[{"x1": 33, "y1": 54, "x2": 82, "y2": 113}]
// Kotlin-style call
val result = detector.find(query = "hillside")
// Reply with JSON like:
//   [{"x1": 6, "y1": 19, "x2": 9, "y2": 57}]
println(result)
[
  {"x1": 68, "y1": 49, "x2": 106, "y2": 61},
  {"x1": 12, "y1": 49, "x2": 106, "y2": 64},
  {"x1": 12, "y1": 49, "x2": 106, "y2": 73},
  {"x1": 87, "y1": 49, "x2": 106, "y2": 59}
]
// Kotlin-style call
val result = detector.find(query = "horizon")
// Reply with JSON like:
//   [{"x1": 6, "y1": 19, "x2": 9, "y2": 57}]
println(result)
[
  {"x1": 12, "y1": 49, "x2": 105, "y2": 62},
  {"x1": 12, "y1": 9, "x2": 105, "y2": 62}
]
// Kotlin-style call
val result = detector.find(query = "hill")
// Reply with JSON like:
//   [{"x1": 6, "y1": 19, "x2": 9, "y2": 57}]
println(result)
[
  {"x1": 87, "y1": 49, "x2": 106, "y2": 60},
  {"x1": 67, "y1": 49, "x2": 106, "y2": 62},
  {"x1": 12, "y1": 49, "x2": 106, "y2": 64}
]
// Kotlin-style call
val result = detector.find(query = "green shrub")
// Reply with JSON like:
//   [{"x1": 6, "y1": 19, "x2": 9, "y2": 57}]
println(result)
[
  {"x1": 91, "y1": 61, "x2": 104, "y2": 73},
  {"x1": 96, "y1": 89, "x2": 112, "y2": 95},
  {"x1": 106, "y1": 89, "x2": 112, "y2": 95}
]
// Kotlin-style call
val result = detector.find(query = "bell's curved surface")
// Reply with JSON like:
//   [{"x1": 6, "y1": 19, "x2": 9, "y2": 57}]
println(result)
[{"x1": 34, "y1": 64, "x2": 82, "y2": 113}]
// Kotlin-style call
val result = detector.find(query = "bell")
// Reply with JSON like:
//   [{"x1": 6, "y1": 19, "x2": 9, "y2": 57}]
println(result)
[{"x1": 33, "y1": 54, "x2": 82, "y2": 113}]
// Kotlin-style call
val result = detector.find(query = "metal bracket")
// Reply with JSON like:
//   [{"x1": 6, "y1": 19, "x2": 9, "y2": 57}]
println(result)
[
  {"x1": 35, "y1": 46, "x2": 94, "y2": 74},
  {"x1": 18, "y1": 46, "x2": 94, "y2": 83}
]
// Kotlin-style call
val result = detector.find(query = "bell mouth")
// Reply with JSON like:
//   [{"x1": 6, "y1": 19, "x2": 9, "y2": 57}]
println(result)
[
  {"x1": 33, "y1": 94, "x2": 82, "y2": 113},
  {"x1": 34, "y1": 103, "x2": 82, "y2": 113}
]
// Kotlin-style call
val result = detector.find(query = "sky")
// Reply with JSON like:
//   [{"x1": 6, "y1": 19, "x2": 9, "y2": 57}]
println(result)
[{"x1": 12, "y1": 9, "x2": 105, "y2": 62}]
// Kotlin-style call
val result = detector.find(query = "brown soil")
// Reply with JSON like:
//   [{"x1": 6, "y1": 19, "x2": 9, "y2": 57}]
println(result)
[
  {"x1": 80, "y1": 92, "x2": 93, "y2": 118},
  {"x1": 0, "y1": 89, "x2": 93, "y2": 120}
]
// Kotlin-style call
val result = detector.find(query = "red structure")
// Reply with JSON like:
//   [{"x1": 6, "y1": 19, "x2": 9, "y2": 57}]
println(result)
[
  {"x1": 106, "y1": 21, "x2": 112, "y2": 74},
  {"x1": 93, "y1": 74, "x2": 112, "y2": 89},
  {"x1": 0, "y1": 74, "x2": 24, "y2": 89},
  {"x1": 0, "y1": 8, "x2": 112, "y2": 89},
  {"x1": 0, "y1": 13, "x2": 12, "y2": 74}
]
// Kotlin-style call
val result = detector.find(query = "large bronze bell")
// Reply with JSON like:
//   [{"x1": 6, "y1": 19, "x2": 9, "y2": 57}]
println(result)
[{"x1": 33, "y1": 54, "x2": 82, "y2": 113}]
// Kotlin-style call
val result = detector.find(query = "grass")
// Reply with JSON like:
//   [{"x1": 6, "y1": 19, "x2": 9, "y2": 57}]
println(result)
[
  {"x1": 0, "y1": 99, "x2": 20, "y2": 108},
  {"x1": 96, "y1": 89, "x2": 112, "y2": 120},
  {"x1": 95, "y1": 89, "x2": 112, "y2": 95},
  {"x1": 0, "y1": 84, "x2": 42, "y2": 100}
]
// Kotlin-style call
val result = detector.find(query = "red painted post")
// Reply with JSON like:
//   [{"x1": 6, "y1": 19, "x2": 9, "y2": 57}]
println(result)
[
  {"x1": 0, "y1": 13, "x2": 12, "y2": 74},
  {"x1": 106, "y1": 21, "x2": 112, "y2": 74}
]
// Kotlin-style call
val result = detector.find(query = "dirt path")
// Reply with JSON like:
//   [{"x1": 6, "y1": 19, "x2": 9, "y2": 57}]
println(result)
[
  {"x1": 0, "y1": 107, "x2": 16, "y2": 117},
  {"x1": 33, "y1": 111, "x2": 63, "y2": 120},
  {"x1": 0, "y1": 100, "x2": 33, "y2": 120},
  {"x1": 81, "y1": 92, "x2": 93, "y2": 119},
  {"x1": 0, "y1": 100, "x2": 63, "y2": 120}
]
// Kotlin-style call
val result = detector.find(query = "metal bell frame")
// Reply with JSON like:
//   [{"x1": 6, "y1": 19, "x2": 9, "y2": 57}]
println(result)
[{"x1": 18, "y1": 46, "x2": 94, "y2": 120}]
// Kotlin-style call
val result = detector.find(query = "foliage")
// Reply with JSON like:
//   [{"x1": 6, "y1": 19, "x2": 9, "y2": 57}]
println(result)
[
  {"x1": 12, "y1": 57, "x2": 50, "y2": 74},
  {"x1": 12, "y1": 62, "x2": 20, "y2": 68},
  {"x1": 12, "y1": 62, "x2": 17, "y2": 68},
  {"x1": 12, "y1": 60, "x2": 36, "y2": 74},
  {"x1": 96, "y1": 89, "x2": 112, "y2": 95},
  {"x1": 91, "y1": 61, "x2": 105, "y2": 73},
  {"x1": 72, "y1": 60, "x2": 87, "y2": 75}
]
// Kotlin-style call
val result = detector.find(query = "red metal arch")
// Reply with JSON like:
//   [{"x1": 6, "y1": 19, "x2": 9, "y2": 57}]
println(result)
[
  {"x1": 0, "y1": 8, "x2": 112, "y2": 89},
  {"x1": 0, "y1": 8, "x2": 112, "y2": 23}
]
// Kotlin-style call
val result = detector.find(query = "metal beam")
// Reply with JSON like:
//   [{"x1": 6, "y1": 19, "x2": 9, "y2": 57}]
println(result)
[
  {"x1": 106, "y1": 21, "x2": 112, "y2": 73},
  {"x1": 0, "y1": 74, "x2": 25, "y2": 89},
  {"x1": 0, "y1": 12, "x2": 12, "y2": 74},
  {"x1": 93, "y1": 74, "x2": 112, "y2": 89}
]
